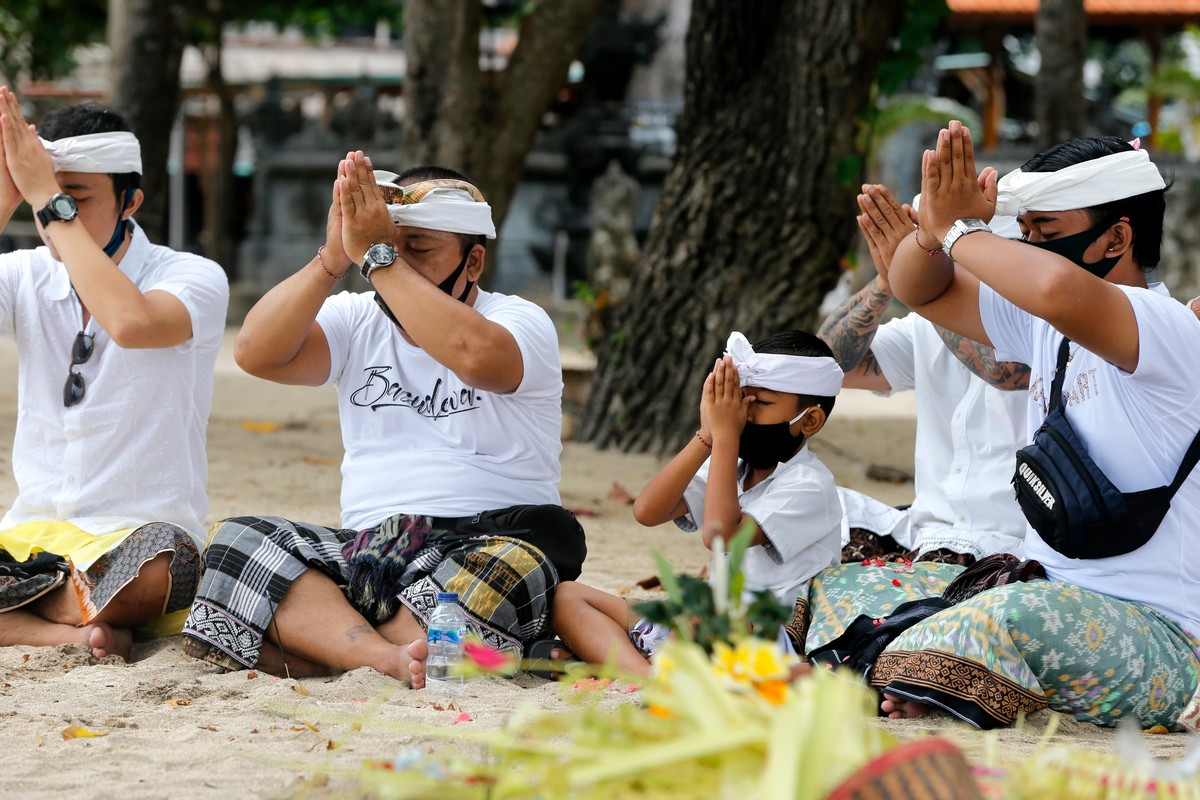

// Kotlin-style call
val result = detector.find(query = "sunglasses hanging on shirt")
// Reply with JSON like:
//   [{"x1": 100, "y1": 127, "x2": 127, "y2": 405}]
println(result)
[{"x1": 63, "y1": 330, "x2": 94, "y2": 407}]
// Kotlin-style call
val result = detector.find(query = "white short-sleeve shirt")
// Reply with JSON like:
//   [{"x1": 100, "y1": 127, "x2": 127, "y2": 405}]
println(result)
[
  {"x1": 980, "y1": 281, "x2": 1200, "y2": 637},
  {"x1": 0, "y1": 223, "x2": 229, "y2": 547},
  {"x1": 676, "y1": 445, "x2": 843, "y2": 606},
  {"x1": 840, "y1": 313, "x2": 1028, "y2": 558},
  {"x1": 317, "y1": 289, "x2": 563, "y2": 530}
]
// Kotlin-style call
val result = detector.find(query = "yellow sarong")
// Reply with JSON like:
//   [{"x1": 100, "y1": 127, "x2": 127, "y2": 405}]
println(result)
[{"x1": 0, "y1": 521, "x2": 188, "y2": 637}]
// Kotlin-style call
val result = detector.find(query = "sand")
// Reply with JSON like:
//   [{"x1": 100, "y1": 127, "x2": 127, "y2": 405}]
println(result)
[{"x1": 0, "y1": 332, "x2": 1192, "y2": 799}]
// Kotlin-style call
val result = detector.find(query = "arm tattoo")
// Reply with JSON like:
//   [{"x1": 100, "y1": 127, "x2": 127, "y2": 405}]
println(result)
[
  {"x1": 817, "y1": 277, "x2": 893, "y2": 370},
  {"x1": 933, "y1": 324, "x2": 1031, "y2": 390}
]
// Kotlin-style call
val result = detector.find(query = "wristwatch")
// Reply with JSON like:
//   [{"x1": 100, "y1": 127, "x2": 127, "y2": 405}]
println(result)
[
  {"x1": 359, "y1": 242, "x2": 398, "y2": 280},
  {"x1": 36, "y1": 193, "x2": 78, "y2": 227},
  {"x1": 941, "y1": 218, "x2": 991, "y2": 257}
]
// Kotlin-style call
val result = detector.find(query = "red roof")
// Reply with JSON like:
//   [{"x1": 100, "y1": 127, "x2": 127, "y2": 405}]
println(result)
[{"x1": 947, "y1": 0, "x2": 1200, "y2": 25}]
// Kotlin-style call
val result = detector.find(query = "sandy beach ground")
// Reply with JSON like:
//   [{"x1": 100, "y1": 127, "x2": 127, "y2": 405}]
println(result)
[{"x1": 0, "y1": 331, "x2": 1191, "y2": 799}]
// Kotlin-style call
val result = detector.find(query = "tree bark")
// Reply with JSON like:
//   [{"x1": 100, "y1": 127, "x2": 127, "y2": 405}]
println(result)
[
  {"x1": 107, "y1": 0, "x2": 191, "y2": 243},
  {"x1": 1034, "y1": 0, "x2": 1087, "y2": 149},
  {"x1": 402, "y1": 0, "x2": 605, "y2": 231},
  {"x1": 580, "y1": 0, "x2": 900, "y2": 452}
]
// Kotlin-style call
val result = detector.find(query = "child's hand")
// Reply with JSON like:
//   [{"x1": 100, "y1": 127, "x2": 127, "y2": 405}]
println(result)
[
  {"x1": 704, "y1": 356, "x2": 751, "y2": 445},
  {"x1": 698, "y1": 371, "x2": 713, "y2": 444}
]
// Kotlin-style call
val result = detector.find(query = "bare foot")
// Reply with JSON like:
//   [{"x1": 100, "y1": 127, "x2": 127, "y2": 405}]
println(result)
[
  {"x1": 406, "y1": 638, "x2": 428, "y2": 690},
  {"x1": 84, "y1": 623, "x2": 133, "y2": 661},
  {"x1": 880, "y1": 692, "x2": 932, "y2": 719}
]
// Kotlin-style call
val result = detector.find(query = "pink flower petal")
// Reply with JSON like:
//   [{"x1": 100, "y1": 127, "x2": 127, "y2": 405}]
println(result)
[{"x1": 452, "y1": 712, "x2": 473, "y2": 724}]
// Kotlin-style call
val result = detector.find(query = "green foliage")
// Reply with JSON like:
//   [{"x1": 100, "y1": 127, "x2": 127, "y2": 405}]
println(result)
[
  {"x1": 0, "y1": 0, "x2": 107, "y2": 84},
  {"x1": 875, "y1": 0, "x2": 950, "y2": 98},
  {"x1": 635, "y1": 522, "x2": 792, "y2": 654}
]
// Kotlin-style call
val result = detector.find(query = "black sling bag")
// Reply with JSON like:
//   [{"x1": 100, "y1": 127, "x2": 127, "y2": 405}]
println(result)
[{"x1": 1011, "y1": 337, "x2": 1200, "y2": 560}]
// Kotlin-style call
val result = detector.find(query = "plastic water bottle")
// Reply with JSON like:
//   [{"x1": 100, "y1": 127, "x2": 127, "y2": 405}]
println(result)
[{"x1": 425, "y1": 591, "x2": 467, "y2": 695}]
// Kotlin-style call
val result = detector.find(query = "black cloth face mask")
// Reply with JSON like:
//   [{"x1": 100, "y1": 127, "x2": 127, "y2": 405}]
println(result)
[
  {"x1": 1024, "y1": 222, "x2": 1122, "y2": 279},
  {"x1": 738, "y1": 407, "x2": 812, "y2": 470},
  {"x1": 375, "y1": 247, "x2": 476, "y2": 329}
]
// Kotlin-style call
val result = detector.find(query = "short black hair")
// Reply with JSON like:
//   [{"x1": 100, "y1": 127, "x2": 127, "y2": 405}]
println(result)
[
  {"x1": 38, "y1": 103, "x2": 141, "y2": 206},
  {"x1": 750, "y1": 330, "x2": 837, "y2": 419},
  {"x1": 395, "y1": 165, "x2": 487, "y2": 257},
  {"x1": 1020, "y1": 136, "x2": 1168, "y2": 271}
]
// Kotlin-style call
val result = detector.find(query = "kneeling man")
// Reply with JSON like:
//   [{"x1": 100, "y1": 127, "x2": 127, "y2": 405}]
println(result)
[{"x1": 183, "y1": 154, "x2": 584, "y2": 688}]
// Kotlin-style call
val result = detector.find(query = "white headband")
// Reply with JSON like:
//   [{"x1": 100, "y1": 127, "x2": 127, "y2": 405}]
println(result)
[
  {"x1": 995, "y1": 149, "x2": 1165, "y2": 217},
  {"x1": 725, "y1": 332, "x2": 843, "y2": 396},
  {"x1": 911, "y1": 192, "x2": 1021, "y2": 239},
  {"x1": 375, "y1": 171, "x2": 496, "y2": 239},
  {"x1": 39, "y1": 132, "x2": 142, "y2": 175}
]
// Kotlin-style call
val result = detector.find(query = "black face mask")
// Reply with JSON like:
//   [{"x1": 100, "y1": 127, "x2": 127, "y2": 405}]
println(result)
[
  {"x1": 1024, "y1": 223, "x2": 1122, "y2": 279},
  {"x1": 738, "y1": 408, "x2": 811, "y2": 470},
  {"x1": 375, "y1": 247, "x2": 476, "y2": 329}
]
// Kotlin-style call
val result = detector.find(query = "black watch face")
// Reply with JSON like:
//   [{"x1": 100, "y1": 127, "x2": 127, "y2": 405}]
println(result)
[{"x1": 51, "y1": 194, "x2": 77, "y2": 219}]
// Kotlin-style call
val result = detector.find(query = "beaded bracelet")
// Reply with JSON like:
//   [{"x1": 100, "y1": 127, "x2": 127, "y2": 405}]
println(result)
[
  {"x1": 316, "y1": 245, "x2": 349, "y2": 280},
  {"x1": 913, "y1": 227, "x2": 943, "y2": 256},
  {"x1": 695, "y1": 430, "x2": 712, "y2": 450}
]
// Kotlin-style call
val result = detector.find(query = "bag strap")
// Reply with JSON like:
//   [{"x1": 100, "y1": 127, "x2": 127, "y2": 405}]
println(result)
[
  {"x1": 1168, "y1": 427, "x2": 1200, "y2": 497},
  {"x1": 1049, "y1": 335, "x2": 1200, "y2": 499},
  {"x1": 1048, "y1": 337, "x2": 1071, "y2": 409}
]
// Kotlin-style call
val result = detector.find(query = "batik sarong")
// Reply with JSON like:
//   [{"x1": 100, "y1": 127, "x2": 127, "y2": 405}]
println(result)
[
  {"x1": 182, "y1": 515, "x2": 557, "y2": 672},
  {"x1": 787, "y1": 561, "x2": 964, "y2": 656},
  {"x1": 872, "y1": 581, "x2": 1200, "y2": 729},
  {"x1": 0, "y1": 521, "x2": 200, "y2": 637}
]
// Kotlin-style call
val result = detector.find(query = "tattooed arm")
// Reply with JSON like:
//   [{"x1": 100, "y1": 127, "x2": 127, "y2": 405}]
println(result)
[
  {"x1": 817, "y1": 276, "x2": 893, "y2": 392},
  {"x1": 932, "y1": 323, "x2": 1030, "y2": 390}
]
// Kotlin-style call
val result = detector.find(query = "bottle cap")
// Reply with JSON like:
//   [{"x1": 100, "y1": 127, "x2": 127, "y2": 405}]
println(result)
[{"x1": 436, "y1": 591, "x2": 459, "y2": 604}]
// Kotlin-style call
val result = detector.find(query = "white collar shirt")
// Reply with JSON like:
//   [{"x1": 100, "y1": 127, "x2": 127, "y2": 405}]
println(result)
[
  {"x1": 0, "y1": 223, "x2": 229, "y2": 547},
  {"x1": 846, "y1": 313, "x2": 1029, "y2": 558}
]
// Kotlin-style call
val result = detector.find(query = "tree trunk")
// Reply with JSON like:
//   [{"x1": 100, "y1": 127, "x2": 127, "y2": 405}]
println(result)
[
  {"x1": 402, "y1": 0, "x2": 605, "y2": 231},
  {"x1": 1034, "y1": 0, "x2": 1087, "y2": 149},
  {"x1": 580, "y1": 0, "x2": 900, "y2": 452},
  {"x1": 108, "y1": 0, "x2": 191, "y2": 243}
]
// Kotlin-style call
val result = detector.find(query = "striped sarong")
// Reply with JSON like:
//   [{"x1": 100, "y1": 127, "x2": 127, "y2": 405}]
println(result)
[{"x1": 182, "y1": 515, "x2": 557, "y2": 671}]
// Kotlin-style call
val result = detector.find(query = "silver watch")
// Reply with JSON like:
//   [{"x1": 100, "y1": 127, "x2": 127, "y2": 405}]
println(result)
[
  {"x1": 359, "y1": 242, "x2": 398, "y2": 280},
  {"x1": 941, "y1": 218, "x2": 991, "y2": 257}
]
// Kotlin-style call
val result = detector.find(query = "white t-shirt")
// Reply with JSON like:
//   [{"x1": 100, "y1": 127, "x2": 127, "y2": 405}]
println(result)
[
  {"x1": 318, "y1": 289, "x2": 563, "y2": 530},
  {"x1": 980, "y1": 281, "x2": 1200, "y2": 637},
  {"x1": 840, "y1": 314, "x2": 1028, "y2": 558},
  {"x1": 0, "y1": 223, "x2": 229, "y2": 547},
  {"x1": 676, "y1": 445, "x2": 843, "y2": 605}
]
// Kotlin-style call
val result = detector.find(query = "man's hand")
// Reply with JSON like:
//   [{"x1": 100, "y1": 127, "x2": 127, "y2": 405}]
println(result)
[
  {"x1": 704, "y1": 356, "x2": 751, "y2": 446},
  {"x1": 319, "y1": 158, "x2": 354, "y2": 274},
  {"x1": 0, "y1": 86, "x2": 59, "y2": 209},
  {"x1": 857, "y1": 184, "x2": 916, "y2": 292},
  {"x1": 918, "y1": 120, "x2": 997, "y2": 242},
  {"x1": 338, "y1": 150, "x2": 396, "y2": 265}
]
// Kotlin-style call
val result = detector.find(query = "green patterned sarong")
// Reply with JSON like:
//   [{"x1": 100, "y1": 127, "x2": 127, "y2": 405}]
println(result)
[
  {"x1": 872, "y1": 581, "x2": 1200, "y2": 729},
  {"x1": 796, "y1": 563, "x2": 1200, "y2": 730}
]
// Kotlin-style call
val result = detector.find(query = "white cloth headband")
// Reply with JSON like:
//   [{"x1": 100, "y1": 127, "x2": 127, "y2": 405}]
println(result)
[
  {"x1": 725, "y1": 332, "x2": 843, "y2": 396},
  {"x1": 375, "y1": 171, "x2": 496, "y2": 239},
  {"x1": 912, "y1": 192, "x2": 1021, "y2": 239},
  {"x1": 39, "y1": 132, "x2": 142, "y2": 174},
  {"x1": 994, "y1": 149, "x2": 1165, "y2": 217}
]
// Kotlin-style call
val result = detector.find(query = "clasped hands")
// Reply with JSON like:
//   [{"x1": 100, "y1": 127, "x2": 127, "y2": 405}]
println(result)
[
  {"x1": 698, "y1": 356, "x2": 753, "y2": 448},
  {"x1": 321, "y1": 150, "x2": 395, "y2": 273},
  {"x1": 0, "y1": 86, "x2": 66, "y2": 213},
  {"x1": 914, "y1": 119, "x2": 1000, "y2": 252}
]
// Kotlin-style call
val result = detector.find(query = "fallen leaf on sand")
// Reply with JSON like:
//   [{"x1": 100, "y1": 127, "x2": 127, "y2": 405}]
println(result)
[
  {"x1": 22, "y1": 654, "x2": 29, "y2": 662},
  {"x1": 607, "y1": 482, "x2": 635, "y2": 505},
  {"x1": 247, "y1": 671, "x2": 258, "y2": 680},
  {"x1": 36, "y1": 733, "x2": 43, "y2": 746},
  {"x1": 62, "y1": 726, "x2": 106, "y2": 740},
  {"x1": 164, "y1": 697, "x2": 191, "y2": 708},
  {"x1": 241, "y1": 420, "x2": 281, "y2": 433},
  {"x1": 452, "y1": 712, "x2": 473, "y2": 724},
  {"x1": 326, "y1": 740, "x2": 339, "y2": 750},
  {"x1": 198, "y1": 726, "x2": 218, "y2": 732},
  {"x1": 291, "y1": 722, "x2": 319, "y2": 733},
  {"x1": 299, "y1": 455, "x2": 337, "y2": 466},
  {"x1": 635, "y1": 575, "x2": 661, "y2": 590},
  {"x1": 1146, "y1": 725, "x2": 1170, "y2": 735},
  {"x1": 291, "y1": 683, "x2": 311, "y2": 696}
]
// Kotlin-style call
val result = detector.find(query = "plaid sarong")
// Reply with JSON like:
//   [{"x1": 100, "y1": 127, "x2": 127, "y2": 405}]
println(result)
[{"x1": 182, "y1": 515, "x2": 557, "y2": 671}]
